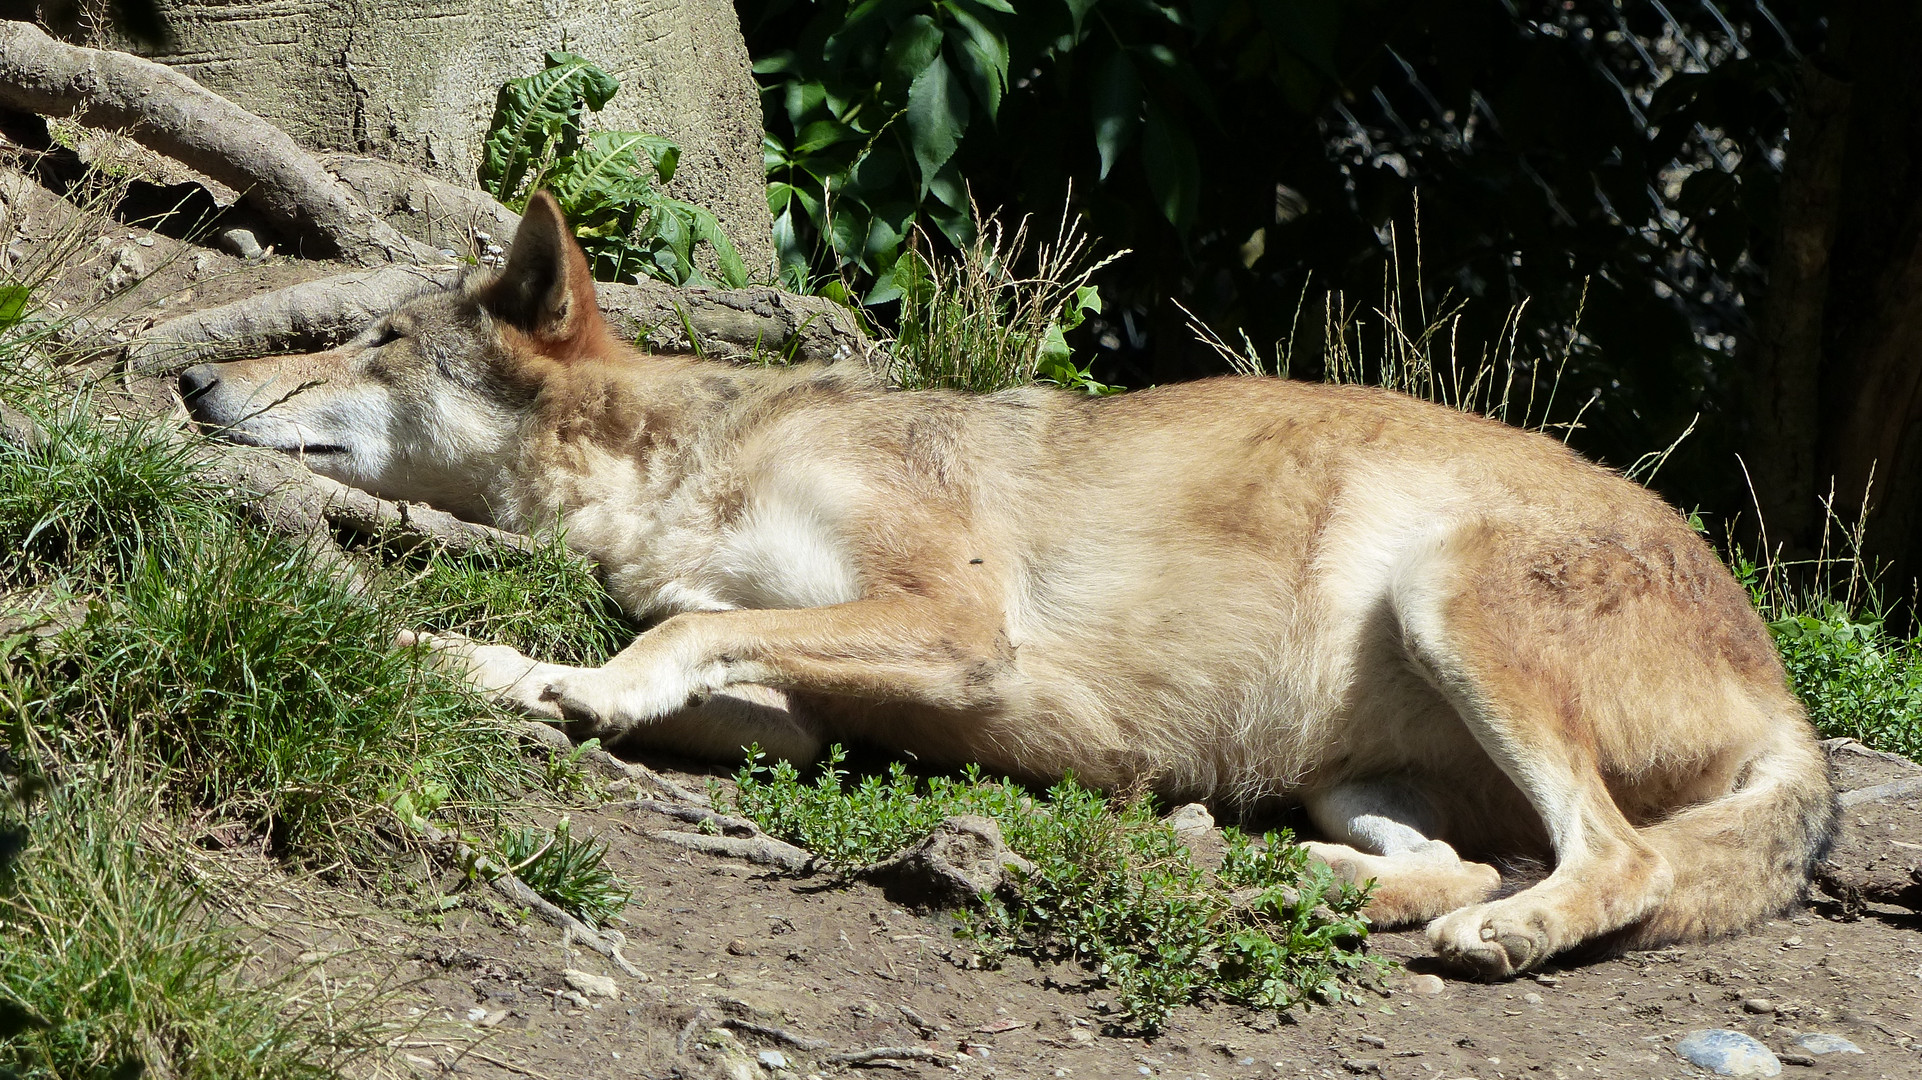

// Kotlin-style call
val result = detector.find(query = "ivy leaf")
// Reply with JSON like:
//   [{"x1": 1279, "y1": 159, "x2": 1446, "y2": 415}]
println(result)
[
  {"x1": 946, "y1": 1, "x2": 1011, "y2": 119},
  {"x1": 907, "y1": 54, "x2": 970, "y2": 196},
  {"x1": 1091, "y1": 49, "x2": 1141, "y2": 181},
  {"x1": 884, "y1": 14, "x2": 946, "y2": 94},
  {"x1": 1063, "y1": 0, "x2": 1098, "y2": 37},
  {"x1": 1143, "y1": 99, "x2": 1200, "y2": 233}
]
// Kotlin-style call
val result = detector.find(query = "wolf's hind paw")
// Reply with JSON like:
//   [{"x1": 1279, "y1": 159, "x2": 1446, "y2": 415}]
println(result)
[{"x1": 1426, "y1": 902, "x2": 1555, "y2": 979}]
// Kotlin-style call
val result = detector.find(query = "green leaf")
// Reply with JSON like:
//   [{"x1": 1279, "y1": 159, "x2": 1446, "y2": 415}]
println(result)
[
  {"x1": 689, "y1": 208, "x2": 750, "y2": 288},
  {"x1": 794, "y1": 119, "x2": 858, "y2": 156},
  {"x1": 479, "y1": 51, "x2": 622, "y2": 203},
  {"x1": 0, "y1": 285, "x2": 29, "y2": 330},
  {"x1": 907, "y1": 55, "x2": 969, "y2": 196},
  {"x1": 1063, "y1": 0, "x2": 1098, "y2": 35},
  {"x1": 885, "y1": 15, "x2": 946, "y2": 93},
  {"x1": 947, "y1": 3, "x2": 1011, "y2": 118},
  {"x1": 1143, "y1": 99, "x2": 1200, "y2": 233},
  {"x1": 928, "y1": 162, "x2": 969, "y2": 210},
  {"x1": 1091, "y1": 49, "x2": 1141, "y2": 181},
  {"x1": 634, "y1": 133, "x2": 680, "y2": 183}
]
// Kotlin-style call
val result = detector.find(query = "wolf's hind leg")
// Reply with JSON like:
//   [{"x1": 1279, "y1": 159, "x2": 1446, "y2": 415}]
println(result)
[{"x1": 1301, "y1": 782, "x2": 1500, "y2": 928}]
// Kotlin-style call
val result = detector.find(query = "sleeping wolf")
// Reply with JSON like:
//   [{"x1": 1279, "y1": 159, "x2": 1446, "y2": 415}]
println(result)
[{"x1": 180, "y1": 192, "x2": 1834, "y2": 977}]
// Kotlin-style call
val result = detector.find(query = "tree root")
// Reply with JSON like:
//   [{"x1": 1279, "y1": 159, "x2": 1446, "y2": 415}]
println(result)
[
  {"x1": 415, "y1": 818, "x2": 644, "y2": 980},
  {"x1": 823, "y1": 1046, "x2": 958, "y2": 1068},
  {"x1": 717, "y1": 1018, "x2": 832, "y2": 1052},
  {"x1": 126, "y1": 267, "x2": 874, "y2": 373},
  {"x1": 190, "y1": 437, "x2": 550, "y2": 595},
  {"x1": 0, "y1": 23, "x2": 435, "y2": 267},
  {"x1": 126, "y1": 265, "x2": 464, "y2": 371},
  {"x1": 655, "y1": 830, "x2": 814, "y2": 873},
  {"x1": 630, "y1": 797, "x2": 761, "y2": 835},
  {"x1": 511, "y1": 721, "x2": 710, "y2": 806}
]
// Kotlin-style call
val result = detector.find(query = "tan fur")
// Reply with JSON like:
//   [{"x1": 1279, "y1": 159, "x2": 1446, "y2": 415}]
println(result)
[{"x1": 181, "y1": 192, "x2": 1836, "y2": 977}]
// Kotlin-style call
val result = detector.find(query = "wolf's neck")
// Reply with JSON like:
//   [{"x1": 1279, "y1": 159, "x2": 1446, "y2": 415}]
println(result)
[{"x1": 490, "y1": 355, "x2": 878, "y2": 568}]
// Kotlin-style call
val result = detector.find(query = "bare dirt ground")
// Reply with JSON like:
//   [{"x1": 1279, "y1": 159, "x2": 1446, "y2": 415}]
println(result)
[
  {"x1": 8, "y1": 159, "x2": 1921, "y2": 1080},
  {"x1": 222, "y1": 746, "x2": 1921, "y2": 1080}
]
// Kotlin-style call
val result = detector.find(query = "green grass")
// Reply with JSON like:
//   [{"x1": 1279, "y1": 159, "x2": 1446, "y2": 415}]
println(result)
[
  {"x1": 0, "y1": 389, "x2": 636, "y2": 1073},
  {"x1": 485, "y1": 814, "x2": 631, "y2": 928},
  {"x1": 0, "y1": 772, "x2": 372, "y2": 1080},
  {"x1": 884, "y1": 209, "x2": 1120, "y2": 395},
  {"x1": 728, "y1": 748, "x2": 1381, "y2": 1032},
  {"x1": 0, "y1": 405, "x2": 217, "y2": 586},
  {"x1": 385, "y1": 528, "x2": 637, "y2": 667}
]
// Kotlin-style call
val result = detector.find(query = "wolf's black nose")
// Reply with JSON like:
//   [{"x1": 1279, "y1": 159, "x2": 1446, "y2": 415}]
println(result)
[{"x1": 178, "y1": 364, "x2": 219, "y2": 405}]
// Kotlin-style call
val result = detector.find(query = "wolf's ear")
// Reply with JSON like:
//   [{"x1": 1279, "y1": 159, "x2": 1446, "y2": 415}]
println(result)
[{"x1": 481, "y1": 191, "x2": 605, "y2": 343}]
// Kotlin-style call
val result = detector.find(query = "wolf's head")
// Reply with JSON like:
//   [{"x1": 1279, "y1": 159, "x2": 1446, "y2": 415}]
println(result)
[{"x1": 180, "y1": 192, "x2": 618, "y2": 521}]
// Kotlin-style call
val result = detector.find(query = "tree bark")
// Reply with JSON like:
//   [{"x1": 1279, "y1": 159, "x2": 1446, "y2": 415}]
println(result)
[
  {"x1": 1742, "y1": 60, "x2": 1852, "y2": 555},
  {"x1": 1812, "y1": 0, "x2": 1922, "y2": 603},
  {"x1": 0, "y1": 21, "x2": 435, "y2": 266}
]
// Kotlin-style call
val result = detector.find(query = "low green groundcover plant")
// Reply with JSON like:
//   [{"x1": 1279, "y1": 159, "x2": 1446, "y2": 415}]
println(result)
[{"x1": 728, "y1": 747, "x2": 1382, "y2": 1032}]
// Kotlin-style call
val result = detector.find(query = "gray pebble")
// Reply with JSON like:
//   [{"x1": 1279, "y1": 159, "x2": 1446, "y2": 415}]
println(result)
[
  {"x1": 1742, "y1": 997, "x2": 1775, "y2": 1014},
  {"x1": 1789, "y1": 1033, "x2": 1863, "y2": 1055},
  {"x1": 1403, "y1": 973, "x2": 1446, "y2": 995},
  {"x1": 1675, "y1": 1030, "x2": 1782, "y2": 1077},
  {"x1": 757, "y1": 1049, "x2": 789, "y2": 1070},
  {"x1": 216, "y1": 226, "x2": 264, "y2": 261}
]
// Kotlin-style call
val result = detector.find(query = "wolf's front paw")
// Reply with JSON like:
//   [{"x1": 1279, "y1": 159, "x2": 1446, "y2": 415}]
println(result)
[
  {"x1": 1426, "y1": 900, "x2": 1558, "y2": 979},
  {"x1": 398, "y1": 629, "x2": 565, "y2": 722}
]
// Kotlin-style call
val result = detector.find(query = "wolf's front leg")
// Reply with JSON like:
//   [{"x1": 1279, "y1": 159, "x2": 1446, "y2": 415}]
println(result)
[
  {"x1": 401, "y1": 629, "x2": 822, "y2": 761},
  {"x1": 525, "y1": 598, "x2": 1014, "y2": 741},
  {"x1": 397, "y1": 629, "x2": 574, "y2": 721}
]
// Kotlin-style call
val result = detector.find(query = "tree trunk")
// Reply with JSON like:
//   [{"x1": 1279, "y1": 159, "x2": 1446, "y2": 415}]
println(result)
[
  {"x1": 1747, "y1": 0, "x2": 1922, "y2": 606},
  {"x1": 1814, "y1": 0, "x2": 1922, "y2": 604},
  {"x1": 1741, "y1": 60, "x2": 1851, "y2": 556}
]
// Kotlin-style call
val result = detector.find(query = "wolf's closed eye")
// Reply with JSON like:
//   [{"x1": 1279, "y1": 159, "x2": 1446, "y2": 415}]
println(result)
[{"x1": 369, "y1": 324, "x2": 404, "y2": 348}]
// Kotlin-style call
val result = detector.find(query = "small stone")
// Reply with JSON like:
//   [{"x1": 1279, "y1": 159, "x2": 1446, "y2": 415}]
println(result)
[
  {"x1": 1523, "y1": 992, "x2": 1544, "y2": 1005},
  {"x1": 865, "y1": 816, "x2": 1034, "y2": 904},
  {"x1": 1404, "y1": 973, "x2": 1446, "y2": 995},
  {"x1": 134, "y1": 235, "x2": 155, "y2": 247},
  {"x1": 217, "y1": 226, "x2": 266, "y2": 261},
  {"x1": 474, "y1": 230, "x2": 492, "y2": 241},
  {"x1": 1778, "y1": 1053, "x2": 1816, "y2": 1067},
  {"x1": 561, "y1": 969, "x2": 620, "y2": 999},
  {"x1": 1743, "y1": 998, "x2": 1776, "y2": 1014},
  {"x1": 1166, "y1": 803, "x2": 1216, "y2": 836},
  {"x1": 758, "y1": 1049, "x2": 791, "y2": 1070},
  {"x1": 437, "y1": 248, "x2": 459, "y2": 259},
  {"x1": 1789, "y1": 1033, "x2": 1863, "y2": 1056},
  {"x1": 478, "y1": 1009, "x2": 509, "y2": 1028},
  {"x1": 1357, "y1": 1034, "x2": 1386, "y2": 1049},
  {"x1": 727, "y1": 938, "x2": 752, "y2": 956},
  {"x1": 1068, "y1": 1028, "x2": 1095, "y2": 1045},
  {"x1": 1675, "y1": 1029, "x2": 1782, "y2": 1077},
  {"x1": 465, "y1": 1006, "x2": 488, "y2": 1022},
  {"x1": 486, "y1": 243, "x2": 504, "y2": 255},
  {"x1": 1532, "y1": 974, "x2": 1561, "y2": 986}
]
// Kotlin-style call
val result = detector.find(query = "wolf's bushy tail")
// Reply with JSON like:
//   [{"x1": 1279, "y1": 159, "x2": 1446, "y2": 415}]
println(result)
[{"x1": 1619, "y1": 724, "x2": 1836, "y2": 947}]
